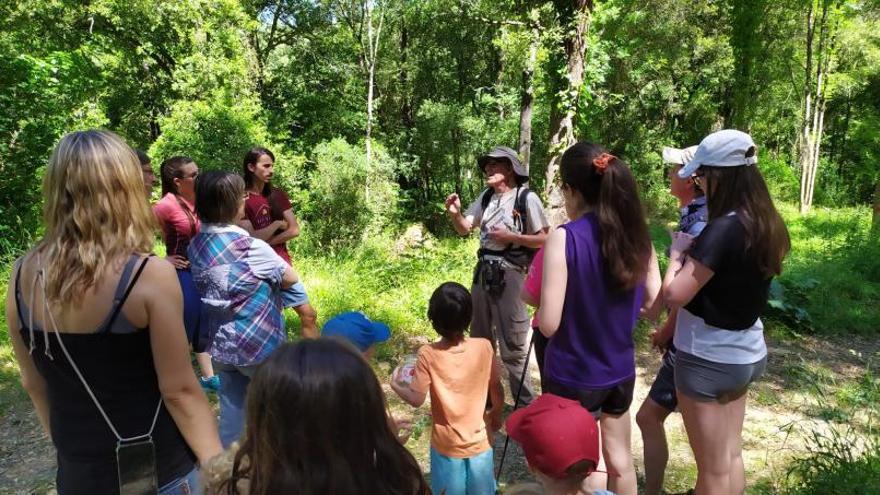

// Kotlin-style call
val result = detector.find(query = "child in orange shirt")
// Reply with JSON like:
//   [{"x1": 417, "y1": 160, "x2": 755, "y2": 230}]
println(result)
[{"x1": 391, "y1": 282, "x2": 504, "y2": 495}]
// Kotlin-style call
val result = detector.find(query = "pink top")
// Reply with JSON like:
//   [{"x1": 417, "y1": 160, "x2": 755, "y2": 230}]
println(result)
[
  {"x1": 153, "y1": 193, "x2": 200, "y2": 258},
  {"x1": 523, "y1": 247, "x2": 544, "y2": 328}
]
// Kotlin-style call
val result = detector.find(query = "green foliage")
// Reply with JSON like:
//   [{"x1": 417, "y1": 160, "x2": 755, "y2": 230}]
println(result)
[
  {"x1": 784, "y1": 400, "x2": 880, "y2": 494},
  {"x1": 779, "y1": 203, "x2": 880, "y2": 334},
  {"x1": 298, "y1": 138, "x2": 400, "y2": 250},
  {"x1": 0, "y1": 38, "x2": 106, "y2": 251},
  {"x1": 148, "y1": 96, "x2": 274, "y2": 172}
]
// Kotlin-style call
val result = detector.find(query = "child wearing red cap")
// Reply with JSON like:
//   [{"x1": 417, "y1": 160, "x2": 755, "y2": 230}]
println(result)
[
  {"x1": 507, "y1": 394, "x2": 615, "y2": 495},
  {"x1": 391, "y1": 282, "x2": 504, "y2": 495}
]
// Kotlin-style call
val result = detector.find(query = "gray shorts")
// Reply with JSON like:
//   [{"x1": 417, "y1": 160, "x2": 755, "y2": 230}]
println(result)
[{"x1": 674, "y1": 351, "x2": 767, "y2": 403}]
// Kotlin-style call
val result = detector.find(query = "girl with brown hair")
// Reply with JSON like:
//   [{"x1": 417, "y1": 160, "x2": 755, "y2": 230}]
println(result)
[
  {"x1": 6, "y1": 130, "x2": 222, "y2": 493},
  {"x1": 203, "y1": 338, "x2": 430, "y2": 495},
  {"x1": 664, "y1": 130, "x2": 790, "y2": 495},
  {"x1": 154, "y1": 155, "x2": 219, "y2": 391},
  {"x1": 538, "y1": 142, "x2": 662, "y2": 495}
]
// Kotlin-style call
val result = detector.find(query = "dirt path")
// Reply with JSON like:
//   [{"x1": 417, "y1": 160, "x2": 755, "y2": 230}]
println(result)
[{"x1": 1, "y1": 333, "x2": 876, "y2": 494}]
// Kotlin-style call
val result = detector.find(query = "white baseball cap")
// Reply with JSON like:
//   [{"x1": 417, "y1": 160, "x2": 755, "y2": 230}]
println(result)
[
  {"x1": 677, "y1": 130, "x2": 757, "y2": 179},
  {"x1": 662, "y1": 145, "x2": 698, "y2": 166}
]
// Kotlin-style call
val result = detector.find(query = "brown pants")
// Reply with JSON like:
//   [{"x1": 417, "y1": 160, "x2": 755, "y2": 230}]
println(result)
[{"x1": 471, "y1": 262, "x2": 535, "y2": 406}]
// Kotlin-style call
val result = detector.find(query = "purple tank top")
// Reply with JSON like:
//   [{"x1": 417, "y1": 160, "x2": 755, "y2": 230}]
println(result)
[{"x1": 544, "y1": 213, "x2": 645, "y2": 389}]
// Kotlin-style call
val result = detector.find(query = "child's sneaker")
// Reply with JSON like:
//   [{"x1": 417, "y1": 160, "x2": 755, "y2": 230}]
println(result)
[{"x1": 200, "y1": 375, "x2": 221, "y2": 393}]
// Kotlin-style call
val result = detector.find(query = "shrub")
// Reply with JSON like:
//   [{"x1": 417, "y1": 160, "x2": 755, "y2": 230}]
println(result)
[
  {"x1": 149, "y1": 95, "x2": 279, "y2": 172},
  {"x1": 299, "y1": 138, "x2": 399, "y2": 250}
]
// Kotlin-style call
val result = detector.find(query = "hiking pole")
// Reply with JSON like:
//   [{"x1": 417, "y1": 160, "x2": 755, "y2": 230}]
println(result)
[{"x1": 496, "y1": 331, "x2": 536, "y2": 480}]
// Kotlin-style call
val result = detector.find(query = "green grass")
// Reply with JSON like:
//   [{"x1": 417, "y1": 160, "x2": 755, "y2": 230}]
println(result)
[{"x1": 775, "y1": 203, "x2": 880, "y2": 335}]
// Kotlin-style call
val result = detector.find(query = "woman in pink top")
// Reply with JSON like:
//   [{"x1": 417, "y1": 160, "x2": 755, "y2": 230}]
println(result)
[
  {"x1": 153, "y1": 156, "x2": 218, "y2": 391},
  {"x1": 521, "y1": 247, "x2": 548, "y2": 388}
]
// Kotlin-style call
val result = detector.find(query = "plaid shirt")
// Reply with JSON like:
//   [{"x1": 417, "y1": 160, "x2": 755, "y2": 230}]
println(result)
[{"x1": 188, "y1": 224, "x2": 287, "y2": 366}]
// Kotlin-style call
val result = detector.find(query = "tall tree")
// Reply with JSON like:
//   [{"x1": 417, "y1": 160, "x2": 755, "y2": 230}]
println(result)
[
  {"x1": 544, "y1": 0, "x2": 594, "y2": 226},
  {"x1": 798, "y1": 0, "x2": 840, "y2": 213}
]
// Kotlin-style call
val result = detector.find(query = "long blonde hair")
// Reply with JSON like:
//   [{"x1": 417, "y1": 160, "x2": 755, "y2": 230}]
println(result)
[{"x1": 37, "y1": 130, "x2": 157, "y2": 304}]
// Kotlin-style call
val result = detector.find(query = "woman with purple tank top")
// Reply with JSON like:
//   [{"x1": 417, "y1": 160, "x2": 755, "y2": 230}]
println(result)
[{"x1": 538, "y1": 142, "x2": 662, "y2": 495}]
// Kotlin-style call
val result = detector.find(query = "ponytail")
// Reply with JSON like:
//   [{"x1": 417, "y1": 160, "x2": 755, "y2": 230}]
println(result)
[
  {"x1": 560, "y1": 142, "x2": 652, "y2": 292},
  {"x1": 159, "y1": 156, "x2": 195, "y2": 197}
]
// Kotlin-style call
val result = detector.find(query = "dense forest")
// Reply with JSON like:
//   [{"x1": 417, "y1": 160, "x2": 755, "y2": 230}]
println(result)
[{"x1": 1, "y1": 0, "x2": 879, "y2": 252}]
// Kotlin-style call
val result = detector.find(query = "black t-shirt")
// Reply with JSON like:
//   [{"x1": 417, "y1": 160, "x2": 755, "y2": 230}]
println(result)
[{"x1": 684, "y1": 212, "x2": 772, "y2": 330}]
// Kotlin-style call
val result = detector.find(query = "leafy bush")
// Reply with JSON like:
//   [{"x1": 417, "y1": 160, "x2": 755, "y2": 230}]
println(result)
[
  {"x1": 298, "y1": 138, "x2": 400, "y2": 250},
  {"x1": 760, "y1": 155, "x2": 800, "y2": 204},
  {"x1": 0, "y1": 44, "x2": 106, "y2": 255},
  {"x1": 149, "y1": 95, "x2": 277, "y2": 172}
]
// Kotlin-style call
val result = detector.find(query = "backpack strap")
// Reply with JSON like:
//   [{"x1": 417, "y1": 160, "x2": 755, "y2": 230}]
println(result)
[
  {"x1": 479, "y1": 187, "x2": 493, "y2": 211},
  {"x1": 12, "y1": 257, "x2": 25, "y2": 328}
]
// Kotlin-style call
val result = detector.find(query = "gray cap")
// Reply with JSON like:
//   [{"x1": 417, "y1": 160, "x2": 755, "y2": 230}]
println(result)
[
  {"x1": 478, "y1": 146, "x2": 527, "y2": 179},
  {"x1": 662, "y1": 145, "x2": 698, "y2": 166}
]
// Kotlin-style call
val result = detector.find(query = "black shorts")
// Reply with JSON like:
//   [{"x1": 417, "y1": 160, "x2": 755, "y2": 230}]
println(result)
[
  {"x1": 647, "y1": 344, "x2": 678, "y2": 412},
  {"x1": 544, "y1": 378, "x2": 635, "y2": 419}
]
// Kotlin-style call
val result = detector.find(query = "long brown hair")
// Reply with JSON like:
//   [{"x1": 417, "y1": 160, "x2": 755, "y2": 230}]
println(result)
[
  {"x1": 38, "y1": 130, "x2": 157, "y2": 304},
  {"x1": 701, "y1": 165, "x2": 790, "y2": 277},
  {"x1": 560, "y1": 142, "x2": 652, "y2": 292},
  {"x1": 219, "y1": 339, "x2": 430, "y2": 495}
]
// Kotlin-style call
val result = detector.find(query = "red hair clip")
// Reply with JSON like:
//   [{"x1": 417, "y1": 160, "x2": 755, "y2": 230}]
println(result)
[{"x1": 592, "y1": 153, "x2": 616, "y2": 174}]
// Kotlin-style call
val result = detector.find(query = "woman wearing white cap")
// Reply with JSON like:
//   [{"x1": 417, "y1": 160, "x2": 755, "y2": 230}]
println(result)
[{"x1": 663, "y1": 130, "x2": 790, "y2": 495}]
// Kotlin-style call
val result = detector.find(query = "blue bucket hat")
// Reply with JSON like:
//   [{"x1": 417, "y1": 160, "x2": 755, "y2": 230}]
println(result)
[{"x1": 321, "y1": 311, "x2": 391, "y2": 352}]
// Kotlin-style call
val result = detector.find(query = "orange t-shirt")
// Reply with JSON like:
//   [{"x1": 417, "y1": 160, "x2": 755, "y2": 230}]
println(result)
[{"x1": 411, "y1": 337, "x2": 493, "y2": 458}]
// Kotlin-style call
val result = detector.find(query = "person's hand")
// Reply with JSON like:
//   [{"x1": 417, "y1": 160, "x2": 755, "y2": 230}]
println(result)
[
  {"x1": 166, "y1": 255, "x2": 189, "y2": 270},
  {"x1": 275, "y1": 219, "x2": 288, "y2": 231},
  {"x1": 445, "y1": 193, "x2": 462, "y2": 215},
  {"x1": 488, "y1": 225, "x2": 516, "y2": 244},
  {"x1": 391, "y1": 415, "x2": 413, "y2": 445},
  {"x1": 669, "y1": 231, "x2": 695, "y2": 261},
  {"x1": 650, "y1": 325, "x2": 673, "y2": 352}
]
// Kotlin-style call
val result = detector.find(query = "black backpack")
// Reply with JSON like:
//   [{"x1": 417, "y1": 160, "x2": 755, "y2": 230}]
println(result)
[{"x1": 476, "y1": 185, "x2": 538, "y2": 268}]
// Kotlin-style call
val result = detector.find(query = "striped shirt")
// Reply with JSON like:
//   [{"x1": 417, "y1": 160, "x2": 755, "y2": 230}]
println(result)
[{"x1": 188, "y1": 224, "x2": 288, "y2": 366}]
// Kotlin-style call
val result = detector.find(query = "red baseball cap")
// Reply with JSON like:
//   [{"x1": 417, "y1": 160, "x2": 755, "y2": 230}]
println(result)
[{"x1": 505, "y1": 393, "x2": 600, "y2": 479}]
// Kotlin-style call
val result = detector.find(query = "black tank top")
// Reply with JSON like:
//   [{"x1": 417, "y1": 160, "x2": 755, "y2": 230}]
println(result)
[{"x1": 15, "y1": 255, "x2": 196, "y2": 494}]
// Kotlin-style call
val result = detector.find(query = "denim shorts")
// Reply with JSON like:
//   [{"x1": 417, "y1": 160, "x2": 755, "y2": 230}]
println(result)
[
  {"x1": 281, "y1": 281, "x2": 310, "y2": 308},
  {"x1": 158, "y1": 466, "x2": 200, "y2": 495},
  {"x1": 430, "y1": 447, "x2": 496, "y2": 495},
  {"x1": 675, "y1": 350, "x2": 767, "y2": 402}
]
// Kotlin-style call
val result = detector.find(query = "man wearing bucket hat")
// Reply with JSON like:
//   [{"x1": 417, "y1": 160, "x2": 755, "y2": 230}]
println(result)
[{"x1": 445, "y1": 146, "x2": 550, "y2": 406}]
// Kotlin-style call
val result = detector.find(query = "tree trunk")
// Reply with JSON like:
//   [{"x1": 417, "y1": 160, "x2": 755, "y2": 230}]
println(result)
[
  {"x1": 873, "y1": 180, "x2": 880, "y2": 233},
  {"x1": 799, "y1": 0, "x2": 835, "y2": 214},
  {"x1": 544, "y1": 0, "x2": 593, "y2": 227},
  {"x1": 365, "y1": 2, "x2": 375, "y2": 168},
  {"x1": 518, "y1": 20, "x2": 539, "y2": 175}
]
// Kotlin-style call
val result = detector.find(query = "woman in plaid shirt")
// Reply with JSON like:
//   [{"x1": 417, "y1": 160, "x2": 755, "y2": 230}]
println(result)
[{"x1": 188, "y1": 171, "x2": 299, "y2": 447}]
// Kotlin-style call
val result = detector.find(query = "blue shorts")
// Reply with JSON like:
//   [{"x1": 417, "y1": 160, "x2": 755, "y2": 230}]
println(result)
[
  {"x1": 281, "y1": 281, "x2": 310, "y2": 309},
  {"x1": 430, "y1": 447, "x2": 496, "y2": 495}
]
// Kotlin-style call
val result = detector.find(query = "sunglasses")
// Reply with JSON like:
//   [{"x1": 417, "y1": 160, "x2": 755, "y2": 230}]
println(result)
[{"x1": 177, "y1": 170, "x2": 199, "y2": 180}]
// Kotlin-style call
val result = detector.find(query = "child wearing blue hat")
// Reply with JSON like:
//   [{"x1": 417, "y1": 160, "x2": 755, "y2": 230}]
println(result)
[{"x1": 321, "y1": 311, "x2": 392, "y2": 359}]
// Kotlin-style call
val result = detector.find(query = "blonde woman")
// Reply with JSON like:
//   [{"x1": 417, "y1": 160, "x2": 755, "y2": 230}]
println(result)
[{"x1": 6, "y1": 130, "x2": 222, "y2": 494}]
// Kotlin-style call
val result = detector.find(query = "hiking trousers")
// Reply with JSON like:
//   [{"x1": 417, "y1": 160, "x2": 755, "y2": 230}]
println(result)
[{"x1": 471, "y1": 262, "x2": 535, "y2": 406}]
